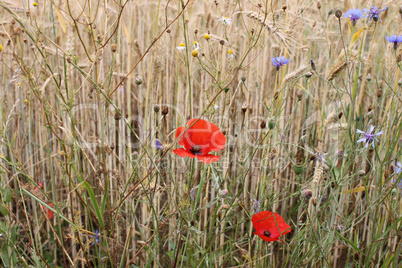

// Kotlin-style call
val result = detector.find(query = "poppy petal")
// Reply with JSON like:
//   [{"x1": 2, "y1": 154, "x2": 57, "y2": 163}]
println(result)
[
  {"x1": 175, "y1": 126, "x2": 190, "y2": 147},
  {"x1": 173, "y1": 148, "x2": 196, "y2": 158},
  {"x1": 196, "y1": 154, "x2": 221, "y2": 164}
]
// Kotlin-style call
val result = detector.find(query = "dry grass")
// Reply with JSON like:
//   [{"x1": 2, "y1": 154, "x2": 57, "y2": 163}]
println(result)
[{"x1": 0, "y1": 0, "x2": 401, "y2": 267}]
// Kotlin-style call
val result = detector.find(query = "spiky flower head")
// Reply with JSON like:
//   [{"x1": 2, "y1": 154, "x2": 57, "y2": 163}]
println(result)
[
  {"x1": 356, "y1": 125, "x2": 383, "y2": 148},
  {"x1": 271, "y1": 56, "x2": 290, "y2": 70},
  {"x1": 363, "y1": 6, "x2": 387, "y2": 22},
  {"x1": 343, "y1": 9, "x2": 365, "y2": 26},
  {"x1": 385, "y1": 35, "x2": 402, "y2": 50}
]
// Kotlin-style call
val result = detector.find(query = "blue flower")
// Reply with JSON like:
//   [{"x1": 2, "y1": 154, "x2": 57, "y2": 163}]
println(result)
[
  {"x1": 91, "y1": 230, "x2": 100, "y2": 246},
  {"x1": 363, "y1": 6, "x2": 387, "y2": 22},
  {"x1": 385, "y1": 35, "x2": 402, "y2": 50},
  {"x1": 395, "y1": 162, "x2": 402, "y2": 174},
  {"x1": 356, "y1": 125, "x2": 383, "y2": 148},
  {"x1": 394, "y1": 162, "x2": 402, "y2": 189},
  {"x1": 343, "y1": 9, "x2": 365, "y2": 26},
  {"x1": 271, "y1": 56, "x2": 289, "y2": 70},
  {"x1": 253, "y1": 199, "x2": 260, "y2": 214},
  {"x1": 155, "y1": 139, "x2": 169, "y2": 151}
]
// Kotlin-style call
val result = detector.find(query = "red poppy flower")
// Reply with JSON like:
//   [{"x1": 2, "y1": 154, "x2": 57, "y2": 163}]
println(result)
[
  {"x1": 42, "y1": 203, "x2": 54, "y2": 220},
  {"x1": 252, "y1": 211, "x2": 291, "y2": 243},
  {"x1": 173, "y1": 118, "x2": 226, "y2": 164}
]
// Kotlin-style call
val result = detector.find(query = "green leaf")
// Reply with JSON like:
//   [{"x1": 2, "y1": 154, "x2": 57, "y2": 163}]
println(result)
[
  {"x1": 3, "y1": 188, "x2": 12, "y2": 203},
  {"x1": 79, "y1": 181, "x2": 104, "y2": 228},
  {"x1": 0, "y1": 205, "x2": 8, "y2": 216}
]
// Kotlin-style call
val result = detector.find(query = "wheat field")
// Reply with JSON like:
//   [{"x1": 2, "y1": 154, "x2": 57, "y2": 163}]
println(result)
[{"x1": 0, "y1": 0, "x2": 401, "y2": 267}]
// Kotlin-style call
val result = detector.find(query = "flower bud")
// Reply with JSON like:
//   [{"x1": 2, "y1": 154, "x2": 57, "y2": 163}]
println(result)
[
  {"x1": 220, "y1": 189, "x2": 228, "y2": 198},
  {"x1": 303, "y1": 189, "x2": 313, "y2": 199},
  {"x1": 268, "y1": 120, "x2": 275, "y2": 130},
  {"x1": 135, "y1": 76, "x2": 143, "y2": 85},
  {"x1": 111, "y1": 43, "x2": 117, "y2": 52},
  {"x1": 191, "y1": 49, "x2": 199, "y2": 57},
  {"x1": 335, "y1": 9, "x2": 342, "y2": 19},
  {"x1": 162, "y1": 106, "x2": 168, "y2": 115},
  {"x1": 366, "y1": 73, "x2": 372, "y2": 81},
  {"x1": 294, "y1": 165, "x2": 303, "y2": 174}
]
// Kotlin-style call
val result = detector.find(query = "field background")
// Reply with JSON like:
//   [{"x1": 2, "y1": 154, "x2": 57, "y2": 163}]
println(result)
[{"x1": 0, "y1": 0, "x2": 401, "y2": 267}]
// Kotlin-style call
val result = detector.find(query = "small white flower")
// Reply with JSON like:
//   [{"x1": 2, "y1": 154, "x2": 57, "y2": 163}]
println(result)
[
  {"x1": 192, "y1": 41, "x2": 200, "y2": 50},
  {"x1": 176, "y1": 43, "x2": 186, "y2": 50},
  {"x1": 214, "y1": 105, "x2": 219, "y2": 110},
  {"x1": 227, "y1": 49, "x2": 234, "y2": 59},
  {"x1": 218, "y1": 16, "x2": 232, "y2": 25}
]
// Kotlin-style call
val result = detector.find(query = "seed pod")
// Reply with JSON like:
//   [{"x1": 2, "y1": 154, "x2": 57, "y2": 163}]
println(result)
[
  {"x1": 317, "y1": 1, "x2": 321, "y2": 10},
  {"x1": 335, "y1": 9, "x2": 342, "y2": 19},
  {"x1": 135, "y1": 76, "x2": 143, "y2": 85},
  {"x1": 154, "y1": 105, "x2": 160, "y2": 113},
  {"x1": 162, "y1": 106, "x2": 168, "y2": 115},
  {"x1": 260, "y1": 120, "x2": 266, "y2": 129},
  {"x1": 294, "y1": 165, "x2": 303, "y2": 175},
  {"x1": 312, "y1": 198, "x2": 317, "y2": 206},
  {"x1": 111, "y1": 44, "x2": 117, "y2": 52},
  {"x1": 268, "y1": 120, "x2": 275, "y2": 130},
  {"x1": 297, "y1": 90, "x2": 303, "y2": 100},
  {"x1": 303, "y1": 189, "x2": 313, "y2": 199}
]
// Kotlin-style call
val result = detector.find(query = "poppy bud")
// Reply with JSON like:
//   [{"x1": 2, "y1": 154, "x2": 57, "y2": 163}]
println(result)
[
  {"x1": 135, "y1": 76, "x2": 143, "y2": 85},
  {"x1": 241, "y1": 76, "x2": 246, "y2": 82},
  {"x1": 268, "y1": 120, "x2": 275, "y2": 130},
  {"x1": 293, "y1": 165, "x2": 303, "y2": 174},
  {"x1": 111, "y1": 43, "x2": 117, "y2": 52},
  {"x1": 162, "y1": 106, "x2": 168, "y2": 115},
  {"x1": 335, "y1": 9, "x2": 342, "y2": 19}
]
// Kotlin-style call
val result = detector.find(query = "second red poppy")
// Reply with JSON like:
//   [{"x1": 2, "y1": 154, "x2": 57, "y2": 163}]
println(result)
[{"x1": 252, "y1": 211, "x2": 291, "y2": 243}]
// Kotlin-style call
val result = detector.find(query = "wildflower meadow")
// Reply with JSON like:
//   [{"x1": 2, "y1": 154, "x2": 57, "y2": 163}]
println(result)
[{"x1": 0, "y1": 0, "x2": 401, "y2": 267}]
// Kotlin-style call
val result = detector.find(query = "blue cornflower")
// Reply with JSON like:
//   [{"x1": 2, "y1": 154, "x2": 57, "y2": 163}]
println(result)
[
  {"x1": 356, "y1": 125, "x2": 383, "y2": 148},
  {"x1": 395, "y1": 162, "x2": 402, "y2": 174},
  {"x1": 363, "y1": 6, "x2": 387, "y2": 22},
  {"x1": 155, "y1": 139, "x2": 169, "y2": 151},
  {"x1": 393, "y1": 162, "x2": 402, "y2": 189},
  {"x1": 253, "y1": 199, "x2": 260, "y2": 214},
  {"x1": 91, "y1": 230, "x2": 100, "y2": 246},
  {"x1": 271, "y1": 56, "x2": 289, "y2": 70},
  {"x1": 343, "y1": 9, "x2": 365, "y2": 26},
  {"x1": 385, "y1": 35, "x2": 402, "y2": 50}
]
